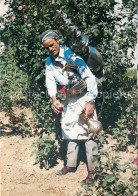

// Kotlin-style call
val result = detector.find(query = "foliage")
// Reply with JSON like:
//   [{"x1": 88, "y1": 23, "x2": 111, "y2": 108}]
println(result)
[
  {"x1": 2, "y1": 0, "x2": 137, "y2": 135},
  {"x1": 0, "y1": 0, "x2": 137, "y2": 173},
  {"x1": 1, "y1": 47, "x2": 29, "y2": 112},
  {"x1": 81, "y1": 134, "x2": 137, "y2": 195},
  {"x1": 103, "y1": 69, "x2": 137, "y2": 150},
  {"x1": 112, "y1": 84, "x2": 137, "y2": 150},
  {"x1": 29, "y1": 93, "x2": 59, "y2": 136},
  {"x1": 31, "y1": 136, "x2": 58, "y2": 169},
  {"x1": 4, "y1": 108, "x2": 32, "y2": 137}
]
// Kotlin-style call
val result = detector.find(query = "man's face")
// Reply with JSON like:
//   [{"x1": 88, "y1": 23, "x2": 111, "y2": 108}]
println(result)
[{"x1": 43, "y1": 38, "x2": 60, "y2": 57}]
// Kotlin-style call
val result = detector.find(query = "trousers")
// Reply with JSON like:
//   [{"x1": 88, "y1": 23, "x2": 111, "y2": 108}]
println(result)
[{"x1": 66, "y1": 139, "x2": 98, "y2": 171}]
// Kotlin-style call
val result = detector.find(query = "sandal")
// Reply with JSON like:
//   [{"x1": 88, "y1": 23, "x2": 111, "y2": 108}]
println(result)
[
  {"x1": 82, "y1": 171, "x2": 95, "y2": 184},
  {"x1": 56, "y1": 166, "x2": 76, "y2": 175}
]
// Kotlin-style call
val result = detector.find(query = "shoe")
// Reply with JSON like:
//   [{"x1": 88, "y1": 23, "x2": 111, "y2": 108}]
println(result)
[
  {"x1": 56, "y1": 166, "x2": 76, "y2": 175},
  {"x1": 82, "y1": 171, "x2": 95, "y2": 184}
]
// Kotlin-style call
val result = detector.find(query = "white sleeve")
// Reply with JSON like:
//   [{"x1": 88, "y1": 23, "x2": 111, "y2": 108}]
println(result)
[{"x1": 45, "y1": 63, "x2": 57, "y2": 98}]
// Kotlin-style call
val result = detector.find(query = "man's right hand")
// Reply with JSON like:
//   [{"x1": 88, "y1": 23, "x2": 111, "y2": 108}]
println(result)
[{"x1": 52, "y1": 97, "x2": 63, "y2": 114}]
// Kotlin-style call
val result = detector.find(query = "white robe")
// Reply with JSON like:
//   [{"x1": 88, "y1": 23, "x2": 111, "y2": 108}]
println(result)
[{"x1": 61, "y1": 93, "x2": 97, "y2": 140}]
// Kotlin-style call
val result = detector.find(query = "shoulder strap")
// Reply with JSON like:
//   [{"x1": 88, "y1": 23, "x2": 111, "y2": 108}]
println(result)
[{"x1": 51, "y1": 57, "x2": 64, "y2": 69}]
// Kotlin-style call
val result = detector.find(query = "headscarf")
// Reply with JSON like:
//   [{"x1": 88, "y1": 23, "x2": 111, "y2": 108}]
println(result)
[{"x1": 40, "y1": 30, "x2": 64, "y2": 44}]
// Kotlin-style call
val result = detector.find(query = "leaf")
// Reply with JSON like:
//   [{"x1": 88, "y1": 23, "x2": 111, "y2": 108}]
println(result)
[
  {"x1": 105, "y1": 194, "x2": 114, "y2": 196},
  {"x1": 120, "y1": 166, "x2": 127, "y2": 172},
  {"x1": 99, "y1": 136, "x2": 104, "y2": 143},
  {"x1": 92, "y1": 146, "x2": 98, "y2": 151},
  {"x1": 102, "y1": 181, "x2": 107, "y2": 187},
  {"x1": 92, "y1": 156, "x2": 99, "y2": 163},
  {"x1": 106, "y1": 134, "x2": 113, "y2": 138},
  {"x1": 30, "y1": 151, "x2": 35, "y2": 157},
  {"x1": 129, "y1": 157, "x2": 133, "y2": 162},
  {"x1": 105, "y1": 174, "x2": 115, "y2": 182}
]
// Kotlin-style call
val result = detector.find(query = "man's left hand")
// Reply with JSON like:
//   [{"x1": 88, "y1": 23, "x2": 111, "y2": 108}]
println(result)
[{"x1": 82, "y1": 102, "x2": 94, "y2": 118}]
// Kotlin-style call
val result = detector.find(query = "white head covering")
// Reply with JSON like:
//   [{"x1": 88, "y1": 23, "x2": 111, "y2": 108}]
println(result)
[{"x1": 40, "y1": 30, "x2": 64, "y2": 44}]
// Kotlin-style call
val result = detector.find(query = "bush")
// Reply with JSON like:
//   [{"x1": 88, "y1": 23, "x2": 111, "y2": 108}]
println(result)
[
  {"x1": 1, "y1": 47, "x2": 29, "y2": 112},
  {"x1": 31, "y1": 136, "x2": 58, "y2": 169},
  {"x1": 1, "y1": 0, "x2": 137, "y2": 173},
  {"x1": 80, "y1": 134, "x2": 137, "y2": 195}
]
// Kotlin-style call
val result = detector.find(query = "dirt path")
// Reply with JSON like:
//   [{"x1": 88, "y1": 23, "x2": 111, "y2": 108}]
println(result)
[
  {"x1": 0, "y1": 135, "x2": 89, "y2": 196},
  {"x1": 0, "y1": 110, "x2": 137, "y2": 196}
]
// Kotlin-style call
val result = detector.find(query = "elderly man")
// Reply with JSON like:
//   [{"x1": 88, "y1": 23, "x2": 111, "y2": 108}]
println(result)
[{"x1": 40, "y1": 30, "x2": 99, "y2": 184}]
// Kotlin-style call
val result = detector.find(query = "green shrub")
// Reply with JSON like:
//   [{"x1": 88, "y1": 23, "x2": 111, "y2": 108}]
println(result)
[
  {"x1": 1, "y1": 0, "x2": 137, "y2": 172},
  {"x1": 31, "y1": 136, "x2": 58, "y2": 169},
  {"x1": 81, "y1": 134, "x2": 137, "y2": 196},
  {"x1": 1, "y1": 47, "x2": 29, "y2": 112}
]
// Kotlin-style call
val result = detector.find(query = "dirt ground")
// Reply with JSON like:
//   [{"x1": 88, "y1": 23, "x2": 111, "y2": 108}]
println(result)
[{"x1": 0, "y1": 110, "x2": 137, "y2": 196}]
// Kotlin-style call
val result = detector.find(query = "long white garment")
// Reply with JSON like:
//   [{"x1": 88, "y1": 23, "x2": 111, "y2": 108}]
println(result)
[
  {"x1": 61, "y1": 93, "x2": 97, "y2": 140},
  {"x1": 45, "y1": 45, "x2": 98, "y2": 140}
]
